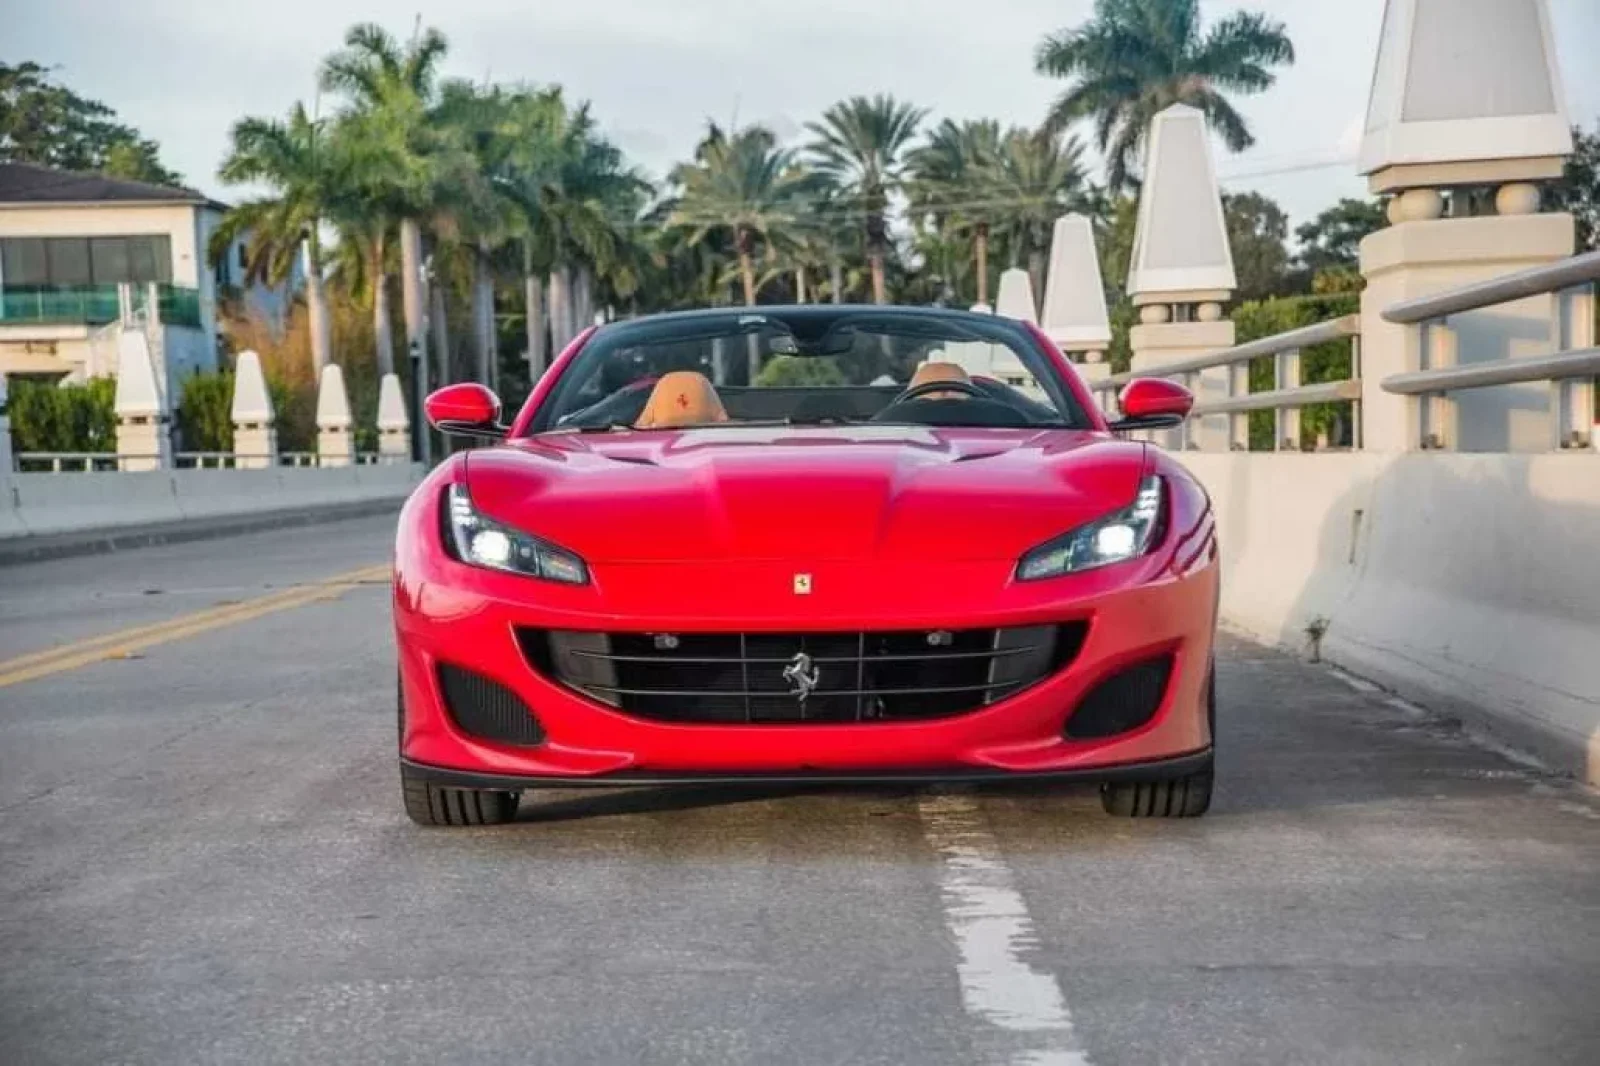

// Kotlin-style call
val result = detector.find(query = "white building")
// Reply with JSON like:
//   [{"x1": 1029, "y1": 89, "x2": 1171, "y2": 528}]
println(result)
[{"x1": 0, "y1": 162, "x2": 292, "y2": 387}]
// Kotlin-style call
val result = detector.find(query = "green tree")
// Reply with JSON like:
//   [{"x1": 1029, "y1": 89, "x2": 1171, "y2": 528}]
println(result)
[
  {"x1": 320, "y1": 22, "x2": 454, "y2": 385},
  {"x1": 667, "y1": 126, "x2": 810, "y2": 306},
  {"x1": 0, "y1": 61, "x2": 182, "y2": 185},
  {"x1": 1549, "y1": 124, "x2": 1599, "y2": 251},
  {"x1": 806, "y1": 95, "x2": 928, "y2": 304},
  {"x1": 1293, "y1": 197, "x2": 1386, "y2": 277},
  {"x1": 991, "y1": 128, "x2": 1090, "y2": 298},
  {"x1": 908, "y1": 119, "x2": 1005, "y2": 305},
  {"x1": 212, "y1": 103, "x2": 347, "y2": 375},
  {"x1": 1034, "y1": 0, "x2": 1294, "y2": 190},
  {"x1": 1222, "y1": 191, "x2": 1291, "y2": 300}
]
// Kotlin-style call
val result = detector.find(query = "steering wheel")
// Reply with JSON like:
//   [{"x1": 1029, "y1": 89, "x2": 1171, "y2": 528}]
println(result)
[{"x1": 895, "y1": 379, "x2": 992, "y2": 403}]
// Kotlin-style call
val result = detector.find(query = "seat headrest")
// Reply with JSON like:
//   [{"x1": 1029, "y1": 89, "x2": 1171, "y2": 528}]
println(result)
[
  {"x1": 908, "y1": 361, "x2": 972, "y2": 399},
  {"x1": 634, "y1": 371, "x2": 729, "y2": 429}
]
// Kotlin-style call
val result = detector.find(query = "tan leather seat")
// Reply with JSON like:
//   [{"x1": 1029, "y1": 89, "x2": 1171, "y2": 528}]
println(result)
[
  {"x1": 634, "y1": 371, "x2": 730, "y2": 429},
  {"x1": 908, "y1": 361, "x2": 971, "y2": 400}
]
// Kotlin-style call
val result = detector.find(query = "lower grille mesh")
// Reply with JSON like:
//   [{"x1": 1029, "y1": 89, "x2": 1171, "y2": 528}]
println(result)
[
  {"x1": 437, "y1": 663, "x2": 545, "y2": 745},
  {"x1": 1063, "y1": 655, "x2": 1173, "y2": 739},
  {"x1": 521, "y1": 625, "x2": 1086, "y2": 724}
]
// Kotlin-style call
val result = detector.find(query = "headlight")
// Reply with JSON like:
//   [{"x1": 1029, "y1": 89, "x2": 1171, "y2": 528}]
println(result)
[
  {"x1": 443, "y1": 484, "x2": 589, "y2": 585},
  {"x1": 1016, "y1": 475, "x2": 1166, "y2": 580}
]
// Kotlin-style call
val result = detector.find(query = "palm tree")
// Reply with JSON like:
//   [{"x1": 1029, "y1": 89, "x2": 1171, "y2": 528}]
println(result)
[
  {"x1": 805, "y1": 95, "x2": 927, "y2": 304},
  {"x1": 1035, "y1": 0, "x2": 1293, "y2": 190},
  {"x1": 212, "y1": 102, "x2": 345, "y2": 375},
  {"x1": 667, "y1": 125, "x2": 809, "y2": 307},
  {"x1": 989, "y1": 128, "x2": 1090, "y2": 297},
  {"x1": 319, "y1": 21, "x2": 452, "y2": 384},
  {"x1": 909, "y1": 119, "x2": 1004, "y2": 305}
]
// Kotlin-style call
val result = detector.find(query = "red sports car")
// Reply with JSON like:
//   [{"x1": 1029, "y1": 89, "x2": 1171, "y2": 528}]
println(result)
[{"x1": 393, "y1": 305, "x2": 1218, "y2": 825}]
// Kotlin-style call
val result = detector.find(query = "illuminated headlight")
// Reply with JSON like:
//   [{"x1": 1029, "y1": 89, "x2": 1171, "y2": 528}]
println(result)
[
  {"x1": 443, "y1": 484, "x2": 589, "y2": 585},
  {"x1": 1016, "y1": 476, "x2": 1166, "y2": 580}
]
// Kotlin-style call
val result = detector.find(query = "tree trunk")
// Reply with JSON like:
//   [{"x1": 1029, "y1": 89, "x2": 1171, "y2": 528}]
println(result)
[
  {"x1": 975, "y1": 225, "x2": 990, "y2": 307},
  {"x1": 830, "y1": 256, "x2": 843, "y2": 304},
  {"x1": 523, "y1": 245, "x2": 546, "y2": 381},
  {"x1": 574, "y1": 265, "x2": 595, "y2": 330},
  {"x1": 472, "y1": 240, "x2": 494, "y2": 386},
  {"x1": 304, "y1": 231, "x2": 331, "y2": 376},
  {"x1": 869, "y1": 252, "x2": 886, "y2": 305},
  {"x1": 547, "y1": 267, "x2": 572, "y2": 351},
  {"x1": 399, "y1": 218, "x2": 425, "y2": 370},
  {"x1": 430, "y1": 283, "x2": 449, "y2": 387},
  {"x1": 370, "y1": 232, "x2": 394, "y2": 377},
  {"x1": 794, "y1": 267, "x2": 806, "y2": 304},
  {"x1": 1028, "y1": 248, "x2": 1046, "y2": 310},
  {"x1": 738, "y1": 248, "x2": 757, "y2": 306}
]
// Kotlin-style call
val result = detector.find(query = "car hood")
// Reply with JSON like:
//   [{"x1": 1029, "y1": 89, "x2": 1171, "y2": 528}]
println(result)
[{"x1": 464, "y1": 425, "x2": 1146, "y2": 564}]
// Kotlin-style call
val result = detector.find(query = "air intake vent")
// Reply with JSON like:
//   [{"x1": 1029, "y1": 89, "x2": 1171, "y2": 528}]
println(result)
[
  {"x1": 1063, "y1": 655, "x2": 1173, "y2": 739},
  {"x1": 437, "y1": 664, "x2": 545, "y2": 746}
]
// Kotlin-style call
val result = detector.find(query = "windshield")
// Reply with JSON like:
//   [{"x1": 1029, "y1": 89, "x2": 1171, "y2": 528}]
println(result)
[{"x1": 528, "y1": 307, "x2": 1089, "y2": 434}]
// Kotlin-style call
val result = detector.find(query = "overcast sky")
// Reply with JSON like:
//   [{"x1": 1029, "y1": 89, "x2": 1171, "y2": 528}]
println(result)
[{"x1": 10, "y1": 0, "x2": 1600, "y2": 233}]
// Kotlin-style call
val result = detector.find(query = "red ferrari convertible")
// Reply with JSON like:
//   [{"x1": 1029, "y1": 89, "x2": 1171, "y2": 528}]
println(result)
[{"x1": 393, "y1": 305, "x2": 1218, "y2": 825}]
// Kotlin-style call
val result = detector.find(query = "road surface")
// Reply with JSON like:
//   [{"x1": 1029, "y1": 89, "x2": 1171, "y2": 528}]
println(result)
[{"x1": 1, "y1": 513, "x2": 1596, "y2": 1065}]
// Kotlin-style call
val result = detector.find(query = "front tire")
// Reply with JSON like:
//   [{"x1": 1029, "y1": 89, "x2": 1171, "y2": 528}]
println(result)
[
  {"x1": 1101, "y1": 660, "x2": 1215, "y2": 818},
  {"x1": 401, "y1": 765, "x2": 520, "y2": 826},
  {"x1": 398, "y1": 674, "x2": 519, "y2": 826},
  {"x1": 1099, "y1": 760, "x2": 1213, "y2": 817}
]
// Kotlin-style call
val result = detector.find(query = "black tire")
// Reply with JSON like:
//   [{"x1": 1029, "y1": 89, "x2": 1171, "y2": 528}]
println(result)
[
  {"x1": 1099, "y1": 760, "x2": 1213, "y2": 818},
  {"x1": 401, "y1": 765, "x2": 520, "y2": 826},
  {"x1": 397, "y1": 674, "x2": 519, "y2": 827},
  {"x1": 1101, "y1": 660, "x2": 1216, "y2": 818}
]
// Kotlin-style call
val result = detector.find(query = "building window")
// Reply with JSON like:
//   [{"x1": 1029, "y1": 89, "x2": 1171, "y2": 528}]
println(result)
[{"x1": 0, "y1": 236, "x2": 173, "y2": 287}]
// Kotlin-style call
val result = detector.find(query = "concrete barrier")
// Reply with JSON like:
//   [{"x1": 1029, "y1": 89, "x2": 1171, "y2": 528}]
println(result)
[
  {"x1": 0, "y1": 462, "x2": 424, "y2": 561},
  {"x1": 1183, "y1": 451, "x2": 1600, "y2": 784}
]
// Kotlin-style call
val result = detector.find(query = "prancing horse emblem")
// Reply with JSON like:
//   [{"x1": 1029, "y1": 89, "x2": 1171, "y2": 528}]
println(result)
[{"x1": 782, "y1": 652, "x2": 821, "y2": 703}]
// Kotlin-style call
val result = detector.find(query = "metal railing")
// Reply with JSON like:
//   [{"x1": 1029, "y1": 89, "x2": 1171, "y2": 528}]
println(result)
[
  {"x1": 174, "y1": 452, "x2": 237, "y2": 469},
  {"x1": 1092, "y1": 314, "x2": 1362, "y2": 451},
  {"x1": 1380, "y1": 249, "x2": 1600, "y2": 450},
  {"x1": 14, "y1": 452, "x2": 125, "y2": 473}
]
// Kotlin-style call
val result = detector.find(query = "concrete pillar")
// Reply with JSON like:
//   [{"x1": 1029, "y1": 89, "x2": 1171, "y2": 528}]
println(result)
[
  {"x1": 1040, "y1": 214, "x2": 1115, "y2": 393},
  {"x1": 1356, "y1": 0, "x2": 1575, "y2": 453},
  {"x1": 376, "y1": 372, "x2": 411, "y2": 462},
  {"x1": 315, "y1": 364, "x2": 354, "y2": 468},
  {"x1": 993, "y1": 269, "x2": 1050, "y2": 401},
  {"x1": 1125, "y1": 105, "x2": 1238, "y2": 450},
  {"x1": 113, "y1": 329, "x2": 169, "y2": 471},
  {"x1": 230, "y1": 350, "x2": 277, "y2": 469}
]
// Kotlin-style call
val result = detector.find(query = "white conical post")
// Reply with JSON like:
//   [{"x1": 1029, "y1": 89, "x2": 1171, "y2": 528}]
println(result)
[
  {"x1": 230, "y1": 350, "x2": 277, "y2": 469},
  {"x1": 114, "y1": 329, "x2": 169, "y2": 471},
  {"x1": 376, "y1": 372, "x2": 411, "y2": 462},
  {"x1": 315, "y1": 364, "x2": 355, "y2": 468},
  {"x1": 1040, "y1": 214, "x2": 1115, "y2": 388}
]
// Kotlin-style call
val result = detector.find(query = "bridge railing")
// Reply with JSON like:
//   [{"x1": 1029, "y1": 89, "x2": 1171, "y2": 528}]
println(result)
[
  {"x1": 1090, "y1": 315, "x2": 1363, "y2": 451},
  {"x1": 1380, "y1": 248, "x2": 1600, "y2": 451}
]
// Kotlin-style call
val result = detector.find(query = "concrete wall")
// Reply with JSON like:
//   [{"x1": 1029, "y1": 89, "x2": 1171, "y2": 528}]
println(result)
[
  {"x1": 1183, "y1": 450, "x2": 1600, "y2": 785},
  {"x1": 0, "y1": 463, "x2": 423, "y2": 543}
]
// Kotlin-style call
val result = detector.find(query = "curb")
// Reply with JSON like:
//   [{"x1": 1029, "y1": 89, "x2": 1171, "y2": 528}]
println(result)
[{"x1": 0, "y1": 498, "x2": 405, "y2": 566}]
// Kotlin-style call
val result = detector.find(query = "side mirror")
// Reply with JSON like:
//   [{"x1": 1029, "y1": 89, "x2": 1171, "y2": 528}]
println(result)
[
  {"x1": 1108, "y1": 378, "x2": 1192, "y2": 432},
  {"x1": 425, "y1": 383, "x2": 507, "y2": 438}
]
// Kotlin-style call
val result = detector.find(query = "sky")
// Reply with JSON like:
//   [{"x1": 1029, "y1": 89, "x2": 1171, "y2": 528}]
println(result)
[{"x1": 10, "y1": 0, "x2": 1600, "y2": 236}]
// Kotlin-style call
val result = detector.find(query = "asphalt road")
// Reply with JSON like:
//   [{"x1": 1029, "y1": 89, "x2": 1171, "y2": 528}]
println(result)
[{"x1": 1, "y1": 513, "x2": 1596, "y2": 1066}]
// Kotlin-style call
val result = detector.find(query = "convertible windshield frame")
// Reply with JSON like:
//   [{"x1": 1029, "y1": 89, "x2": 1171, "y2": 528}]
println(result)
[{"x1": 521, "y1": 305, "x2": 1091, "y2": 436}]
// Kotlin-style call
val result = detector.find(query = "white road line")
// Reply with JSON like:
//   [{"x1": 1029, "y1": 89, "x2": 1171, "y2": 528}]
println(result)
[{"x1": 917, "y1": 791, "x2": 1092, "y2": 1066}]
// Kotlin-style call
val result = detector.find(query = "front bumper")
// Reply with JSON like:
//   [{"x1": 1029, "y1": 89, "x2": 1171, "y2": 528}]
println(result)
[{"x1": 394, "y1": 545, "x2": 1220, "y2": 781}]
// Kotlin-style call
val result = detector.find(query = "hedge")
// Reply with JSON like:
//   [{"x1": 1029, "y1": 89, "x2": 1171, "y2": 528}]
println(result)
[{"x1": 6, "y1": 377, "x2": 117, "y2": 453}]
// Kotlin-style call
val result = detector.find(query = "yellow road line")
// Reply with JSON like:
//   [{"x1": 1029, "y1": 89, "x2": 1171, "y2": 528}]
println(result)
[{"x1": 0, "y1": 563, "x2": 390, "y2": 690}]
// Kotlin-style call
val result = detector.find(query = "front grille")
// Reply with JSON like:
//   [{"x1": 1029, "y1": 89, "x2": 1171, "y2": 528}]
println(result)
[
  {"x1": 1062, "y1": 655, "x2": 1173, "y2": 739},
  {"x1": 437, "y1": 663, "x2": 546, "y2": 745},
  {"x1": 520, "y1": 624, "x2": 1086, "y2": 724}
]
